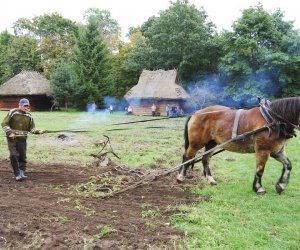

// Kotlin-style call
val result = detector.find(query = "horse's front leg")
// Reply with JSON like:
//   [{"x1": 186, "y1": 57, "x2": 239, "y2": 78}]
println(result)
[
  {"x1": 253, "y1": 150, "x2": 270, "y2": 195},
  {"x1": 271, "y1": 149, "x2": 292, "y2": 194}
]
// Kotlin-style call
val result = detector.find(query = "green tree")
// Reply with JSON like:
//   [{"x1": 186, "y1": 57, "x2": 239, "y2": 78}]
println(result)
[
  {"x1": 137, "y1": 0, "x2": 218, "y2": 80},
  {"x1": 83, "y1": 8, "x2": 121, "y2": 52},
  {"x1": 219, "y1": 4, "x2": 300, "y2": 102},
  {"x1": 0, "y1": 30, "x2": 14, "y2": 84},
  {"x1": 6, "y1": 36, "x2": 41, "y2": 73},
  {"x1": 280, "y1": 34, "x2": 300, "y2": 96},
  {"x1": 50, "y1": 61, "x2": 78, "y2": 109},
  {"x1": 13, "y1": 13, "x2": 78, "y2": 77},
  {"x1": 0, "y1": 31, "x2": 41, "y2": 84},
  {"x1": 105, "y1": 31, "x2": 144, "y2": 99},
  {"x1": 73, "y1": 20, "x2": 109, "y2": 108}
]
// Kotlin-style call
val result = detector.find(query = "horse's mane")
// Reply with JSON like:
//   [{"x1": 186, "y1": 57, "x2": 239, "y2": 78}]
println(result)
[{"x1": 270, "y1": 97, "x2": 300, "y2": 126}]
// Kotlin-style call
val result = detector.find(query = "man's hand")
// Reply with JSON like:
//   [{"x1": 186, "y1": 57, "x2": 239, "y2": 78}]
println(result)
[
  {"x1": 38, "y1": 130, "x2": 45, "y2": 134},
  {"x1": 8, "y1": 133, "x2": 16, "y2": 139}
]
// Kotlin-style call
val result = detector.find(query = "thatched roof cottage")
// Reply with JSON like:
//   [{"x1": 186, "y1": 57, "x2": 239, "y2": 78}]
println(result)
[
  {"x1": 0, "y1": 71, "x2": 53, "y2": 111},
  {"x1": 124, "y1": 69, "x2": 190, "y2": 116}
]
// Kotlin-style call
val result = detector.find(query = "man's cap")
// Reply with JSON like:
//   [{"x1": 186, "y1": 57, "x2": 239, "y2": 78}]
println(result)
[{"x1": 19, "y1": 98, "x2": 30, "y2": 106}]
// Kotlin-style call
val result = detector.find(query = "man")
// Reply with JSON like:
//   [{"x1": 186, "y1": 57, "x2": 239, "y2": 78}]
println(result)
[
  {"x1": 1, "y1": 98, "x2": 45, "y2": 181},
  {"x1": 165, "y1": 104, "x2": 170, "y2": 116},
  {"x1": 151, "y1": 104, "x2": 157, "y2": 116},
  {"x1": 109, "y1": 105, "x2": 114, "y2": 114},
  {"x1": 127, "y1": 105, "x2": 133, "y2": 115}
]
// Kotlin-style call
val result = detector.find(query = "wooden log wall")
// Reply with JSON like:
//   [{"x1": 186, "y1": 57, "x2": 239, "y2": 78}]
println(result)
[
  {"x1": 0, "y1": 95, "x2": 52, "y2": 111},
  {"x1": 128, "y1": 99, "x2": 183, "y2": 116}
]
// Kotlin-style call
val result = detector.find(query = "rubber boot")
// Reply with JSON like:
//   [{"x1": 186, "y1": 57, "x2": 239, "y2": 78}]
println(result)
[
  {"x1": 15, "y1": 174, "x2": 23, "y2": 181},
  {"x1": 20, "y1": 170, "x2": 27, "y2": 179}
]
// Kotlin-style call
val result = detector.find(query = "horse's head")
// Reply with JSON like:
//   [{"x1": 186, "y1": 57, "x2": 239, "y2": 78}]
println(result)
[{"x1": 270, "y1": 97, "x2": 300, "y2": 135}]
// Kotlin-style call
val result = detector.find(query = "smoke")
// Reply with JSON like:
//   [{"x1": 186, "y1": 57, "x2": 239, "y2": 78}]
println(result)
[
  {"x1": 86, "y1": 102, "x2": 98, "y2": 113},
  {"x1": 52, "y1": 97, "x2": 129, "y2": 131},
  {"x1": 103, "y1": 96, "x2": 128, "y2": 111},
  {"x1": 184, "y1": 70, "x2": 281, "y2": 112},
  {"x1": 184, "y1": 74, "x2": 225, "y2": 113},
  {"x1": 222, "y1": 70, "x2": 281, "y2": 107},
  {"x1": 68, "y1": 100, "x2": 116, "y2": 130}
]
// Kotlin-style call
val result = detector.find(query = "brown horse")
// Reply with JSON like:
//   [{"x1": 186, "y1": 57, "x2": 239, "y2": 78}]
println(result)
[{"x1": 177, "y1": 97, "x2": 300, "y2": 194}]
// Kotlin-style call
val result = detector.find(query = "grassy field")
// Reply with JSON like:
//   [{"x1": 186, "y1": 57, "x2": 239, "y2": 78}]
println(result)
[{"x1": 0, "y1": 110, "x2": 299, "y2": 249}]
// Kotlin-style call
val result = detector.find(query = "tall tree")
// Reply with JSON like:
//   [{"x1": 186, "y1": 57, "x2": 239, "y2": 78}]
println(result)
[
  {"x1": 0, "y1": 31, "x2": 41, "y2": 84},
  {"x1": 0, "y1": 30, "x2": 14, "y2": 84},
  {"x1": 6, "y1": 36, "x2": 41, "y2": 73},
  {"x1": 137, "y1": 0, "x2": 218, "y2": 80},
  {"x1": 50, "y1": 61, "x2": 78, "y2": 109},
  {"x1": 219, "y1": 4, "x2": 300, "y2": 102},
  {"x1": 279, "y1": 32, "x2": 300, "y2": 96},
  {"x1": 83, "y1": 8, "x2": 121, "y2": 52},
  {"x1": 13, "y1": 13, "x2": 78, "y2": 77},
  {"x1": 73, "y1": 20, "x2": 109, "y2": 108},
  {"x1": 105, "y1": 30, "x2": 145, "y2": 99}
]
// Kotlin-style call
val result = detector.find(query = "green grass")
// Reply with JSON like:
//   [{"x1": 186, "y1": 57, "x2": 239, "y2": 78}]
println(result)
[
  {"x1": 0, "y1": 110, "x2": 299, "y2": 249},
  {"x1": 172, "y1": 145, "x2": 300, "y2": 249},
  {"x1": 0, "y1": 111, "x2": 185, "y2": 167}
]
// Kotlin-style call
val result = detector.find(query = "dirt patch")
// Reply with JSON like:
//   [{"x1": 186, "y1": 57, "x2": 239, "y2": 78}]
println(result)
[{"x1": 0, "y1": 158, "x2": 203, "y2": 249}]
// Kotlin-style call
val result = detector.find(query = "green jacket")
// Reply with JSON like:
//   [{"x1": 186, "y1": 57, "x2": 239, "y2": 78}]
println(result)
[{"x1": 1, "y1": 108, "x2": 40, "y2": 139}]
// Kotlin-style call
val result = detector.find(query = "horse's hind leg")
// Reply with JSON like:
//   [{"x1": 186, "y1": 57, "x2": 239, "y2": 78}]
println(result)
[
  {"x1": 202, "y1": 141, "x2": 217, "y2": 185},
  {"x1": 271, "y1": 148, "x2": 292, "y2": 194},
  {"x1": 177, "y1": 147, "x2": 197, "y2": 183}
]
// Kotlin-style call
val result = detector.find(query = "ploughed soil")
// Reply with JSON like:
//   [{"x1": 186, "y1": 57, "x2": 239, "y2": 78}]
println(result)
[{"x1": 0, "y1": 158, "x2": 203, "y2": 249}]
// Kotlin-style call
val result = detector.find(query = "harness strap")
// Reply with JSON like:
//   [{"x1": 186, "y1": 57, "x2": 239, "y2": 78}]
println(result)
[
  {"x1": 258, "y1": 97, "x2": 274, "y2": 124},
  {"x1": 232, "y1": 109, "x2": 243, "y2": 139}
]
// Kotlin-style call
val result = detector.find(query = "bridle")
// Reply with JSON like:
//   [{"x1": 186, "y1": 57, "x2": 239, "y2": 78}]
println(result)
[
  {"x1": 267, "y1": 108, "x2": 300, "y2": 131},
  {"x1": 259, "y1": 97, "x2": 300, "y2": 134}
]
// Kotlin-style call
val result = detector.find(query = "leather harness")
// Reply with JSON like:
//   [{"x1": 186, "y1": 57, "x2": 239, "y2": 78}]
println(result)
[
  {"x1": 231, "y1": 109, "x2": 243, "y2": 139},
  {"x1": 231, "y1": 97, "x2": 298, "y2": 139}
]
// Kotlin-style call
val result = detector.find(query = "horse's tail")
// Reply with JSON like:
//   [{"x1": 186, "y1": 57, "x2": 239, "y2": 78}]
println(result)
[
  {"x1": 184, "y1": 116, "x2": 191, "y2": 150},
  {"x1": 180, "y1": 115, "x2": 192, "y2": 175}
]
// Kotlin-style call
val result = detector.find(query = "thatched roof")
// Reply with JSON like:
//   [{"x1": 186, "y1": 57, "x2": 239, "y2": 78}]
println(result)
[
  {"x1": 0, "y1": 71, "x2": 52, "y2": 96},
  {"x1": 124, "y1": 69, "x2": 190, "y2": 100}
]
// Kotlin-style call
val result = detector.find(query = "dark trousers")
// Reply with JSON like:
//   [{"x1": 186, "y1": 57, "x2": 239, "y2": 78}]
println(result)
[{"x1": 7, "y1": 139, "x2": 27, "y2": 176}]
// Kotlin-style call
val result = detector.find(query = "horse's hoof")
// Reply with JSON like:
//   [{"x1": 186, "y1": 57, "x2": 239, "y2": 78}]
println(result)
[
  {"x1": 207, "y1": 176, "x2": 217, "y2": 185},
  {"x1": 256, "y1": 187, "x2": 266, "y2": 195},
  {"x1": 176, "y1": 173, "x2": 184, "y2": 183},
  {"x1": 276, "y1": 183, "x2": 284, "y2": 194}
]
